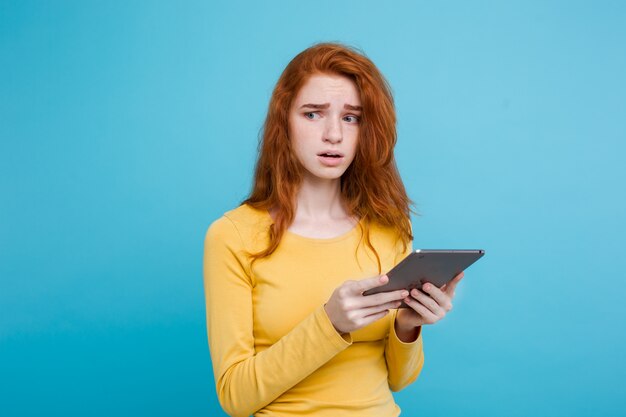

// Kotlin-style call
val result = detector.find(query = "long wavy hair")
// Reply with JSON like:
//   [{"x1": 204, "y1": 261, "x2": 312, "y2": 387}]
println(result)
[{"x1": 244, "y1": 42, "x2": 413, "y2": 271}]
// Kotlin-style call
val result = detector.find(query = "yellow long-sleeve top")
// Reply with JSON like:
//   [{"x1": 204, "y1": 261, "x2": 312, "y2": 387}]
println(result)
[{"x1": 203, "y1": 204, "x2": 424, "y2": 417}]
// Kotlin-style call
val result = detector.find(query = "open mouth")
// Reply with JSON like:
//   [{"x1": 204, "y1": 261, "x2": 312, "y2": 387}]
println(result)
[{"x1": 318, "y1": 152, "x2": 343, "y2": 158}]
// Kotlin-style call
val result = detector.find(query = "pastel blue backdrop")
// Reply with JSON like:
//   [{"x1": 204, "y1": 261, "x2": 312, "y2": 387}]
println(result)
[{"x1": 1, "y1": 1, "x2": 625, "y2": 416}]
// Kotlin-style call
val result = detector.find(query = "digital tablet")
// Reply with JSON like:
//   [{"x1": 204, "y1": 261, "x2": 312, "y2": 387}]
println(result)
[{"x1": 362, "y1": 249, "x2": 485, "y2": 307}]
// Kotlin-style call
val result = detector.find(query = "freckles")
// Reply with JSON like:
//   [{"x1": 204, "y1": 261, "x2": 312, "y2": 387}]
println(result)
[{"x1": 290, "y1": 125, "x2": 312, "y2": 143}]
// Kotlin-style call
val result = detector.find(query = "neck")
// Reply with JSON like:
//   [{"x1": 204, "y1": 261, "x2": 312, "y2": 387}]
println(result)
[{"x1": 295, "y1": 175, "x2": 347, "y2": 220}]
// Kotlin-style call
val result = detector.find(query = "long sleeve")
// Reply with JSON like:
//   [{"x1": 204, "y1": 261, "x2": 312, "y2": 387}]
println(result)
[
  {"x1": 384, "y1": 238, "x2": 425, "y2": 392},
  {"x1": 385, "y1": 310, "x2": 425, "y2": 391},
  {"x1": 203, "y1": 216, "x2": 352, "y2": 417}
]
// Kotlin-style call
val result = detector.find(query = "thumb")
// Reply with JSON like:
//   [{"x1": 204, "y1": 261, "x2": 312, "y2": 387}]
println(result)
[{"x1": 442, "y1": 271, "x2": 464, "y2": 295}]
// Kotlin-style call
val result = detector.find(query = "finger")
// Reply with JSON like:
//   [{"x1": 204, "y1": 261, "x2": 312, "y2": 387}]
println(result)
[
  {"x1": 359, "y1": 309, "x2": 391, "y2": 327},
  {"x1": 358, "y1": 299, "x2": 402, "y2": 317},
  {"x1": 358, "y1": 288, "x2": 409, "y2": 308},
  {"x1": 421, "y1": 283, "x2": 453, "y2": 311},
  {"x1": 410, "y1": 288, "x2": 446, "y2": 317},
  {"x1": 442, "y1": 271, "x2": 464, "y2": 295},
  {"x1": 403, "y1": 296, "x2": 439, "y2": 324},
  {"x1": 354, "y1": 274, "x2": 390, "y2": 294}
]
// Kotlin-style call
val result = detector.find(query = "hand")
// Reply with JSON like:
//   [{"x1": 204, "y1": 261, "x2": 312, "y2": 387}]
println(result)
[
  {"x1": 324, "y1": 275, "x2": 409, "y2": 334},
  {"x1": 395, "y1": 271, "x2": 465, "y2": 335}
]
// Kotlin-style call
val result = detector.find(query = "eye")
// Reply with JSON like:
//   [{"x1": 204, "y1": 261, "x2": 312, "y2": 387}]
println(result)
[
  {"x1": 343, "y1": 115, "x2": 360, "y2": 123},
  {"x1": 304, "y1": 112, "x2": 320, "y2": 120}
]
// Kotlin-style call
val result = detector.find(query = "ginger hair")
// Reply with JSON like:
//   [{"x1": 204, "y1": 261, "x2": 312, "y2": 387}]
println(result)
[{"x1": 243, "y1": 42, "x2": 413, "y2": 271}]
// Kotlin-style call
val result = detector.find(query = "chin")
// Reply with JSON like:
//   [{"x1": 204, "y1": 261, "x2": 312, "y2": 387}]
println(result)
[
  {"x1": 321, "y1": 169, "x2": 349, "y2": 180},
  {"x1": 304, "y1": 168, "x2": 347, "y2": 182}
]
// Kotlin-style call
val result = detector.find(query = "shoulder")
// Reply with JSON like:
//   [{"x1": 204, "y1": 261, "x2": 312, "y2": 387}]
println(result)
[
  {"x1": 366, "y1": 220, "x2": 408, "y2": 244},
  {"x1": 365, "y1": 219, "x2": 413, "y2": 260},
  {"x1": 205, "y1": 204, "x2": 272, "y2": 251}
]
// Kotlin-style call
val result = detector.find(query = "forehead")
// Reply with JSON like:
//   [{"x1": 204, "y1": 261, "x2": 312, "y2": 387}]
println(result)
[{"x1": 293, "y1": 73, "x2": 361, "y2": 104}]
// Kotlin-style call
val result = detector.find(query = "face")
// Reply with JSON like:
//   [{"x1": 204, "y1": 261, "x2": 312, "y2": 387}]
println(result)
[{"x1": 288, "y1": 73, "x2": 361, "y2": 183}]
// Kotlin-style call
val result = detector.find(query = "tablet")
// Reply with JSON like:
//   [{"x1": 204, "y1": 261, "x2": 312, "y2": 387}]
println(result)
[{"x1": 362, "y1": 249, "x2": 485, "y2": 306}]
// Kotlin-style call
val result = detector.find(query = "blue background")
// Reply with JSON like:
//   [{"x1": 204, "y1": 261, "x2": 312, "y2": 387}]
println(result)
[{"x1": 1, "y1": 1, "x2": 625, "y2": 416}]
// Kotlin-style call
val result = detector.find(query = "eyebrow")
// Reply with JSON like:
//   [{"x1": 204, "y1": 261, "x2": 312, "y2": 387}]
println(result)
[{"x1": 299, "y1": 103, "x2": 362, "y2": 111}]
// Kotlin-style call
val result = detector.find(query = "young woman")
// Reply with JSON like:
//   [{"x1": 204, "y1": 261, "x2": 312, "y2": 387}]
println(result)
[{"x1": 203, "y1": 42, "x2": 463, "y2": 417}]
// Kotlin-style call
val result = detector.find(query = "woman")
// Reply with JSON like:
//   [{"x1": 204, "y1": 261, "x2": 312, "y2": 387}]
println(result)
[{"x1": 203, "y1": 42, "x2": 463, "y2": 417}]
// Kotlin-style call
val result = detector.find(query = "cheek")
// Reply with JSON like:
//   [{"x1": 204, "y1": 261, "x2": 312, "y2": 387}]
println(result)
[
  {"x1": 295, "y1": 121, "x2": 319, "y2": 139},
  {"x1": 289, "y1": 118, "x2": 313, "y2": 144},
  {"x1": 347, "y1": 131, "x2": 360, "y2": 155},
  {"x1": 289, "y1": 120, "x2": 305, "y2": 152},
  {"x1": 292, "y1": 122, "x2": 321, "y2": 148},
  {"x1": 290, "y1": 133, "x2": 314, "y2": 163}
]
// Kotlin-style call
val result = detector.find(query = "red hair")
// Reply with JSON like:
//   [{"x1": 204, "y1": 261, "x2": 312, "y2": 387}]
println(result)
[{"x1": 244, "y1": 42, "x2": 413, "y2": 271}]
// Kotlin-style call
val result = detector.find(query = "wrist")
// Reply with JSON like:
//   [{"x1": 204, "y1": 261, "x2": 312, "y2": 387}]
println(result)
[
  {"x1": 324, "y1": 303, "x2": 345, "y2": 335},
  {"x1": 394, "y1": 309, "x2": 421, "y2": 342}
]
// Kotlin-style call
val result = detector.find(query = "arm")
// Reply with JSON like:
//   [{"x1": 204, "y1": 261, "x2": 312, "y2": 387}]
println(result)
[
  {"x1": 384, "y1": 239, "x2": 426, "y2": 392},
  {"x1": 203, "y1": 217, "x2": 352, "y2": 417},
  {"x1": 385, "y1": 243, "x2": 467, "y2": 391},
  {"x1": 385, "y1": 309, "x2": 425, "y2": 391}
]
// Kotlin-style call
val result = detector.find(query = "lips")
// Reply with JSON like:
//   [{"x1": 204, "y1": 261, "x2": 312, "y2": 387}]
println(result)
[
  {"x1": 317, "y1": 151, "x2": 345, "y2": 167},
  {"x1": 317, "y1": 151, "x2": 344, "y2": 158}
]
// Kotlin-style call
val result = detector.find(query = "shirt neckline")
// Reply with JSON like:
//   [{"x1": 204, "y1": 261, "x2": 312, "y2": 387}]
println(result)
[{"x1": 262, "y1": 208, "x2": 363, "y2": 244}]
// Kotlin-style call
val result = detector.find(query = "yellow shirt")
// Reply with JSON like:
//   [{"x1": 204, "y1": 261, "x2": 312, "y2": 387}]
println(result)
[{"x1": 203, "y1": 204, "x2": 424, "y2": 417}]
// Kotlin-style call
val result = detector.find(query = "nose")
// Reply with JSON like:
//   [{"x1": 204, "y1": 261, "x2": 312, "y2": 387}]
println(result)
[{"x1": 323, "y1": 117, "x2": 343, "y2": 144}]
